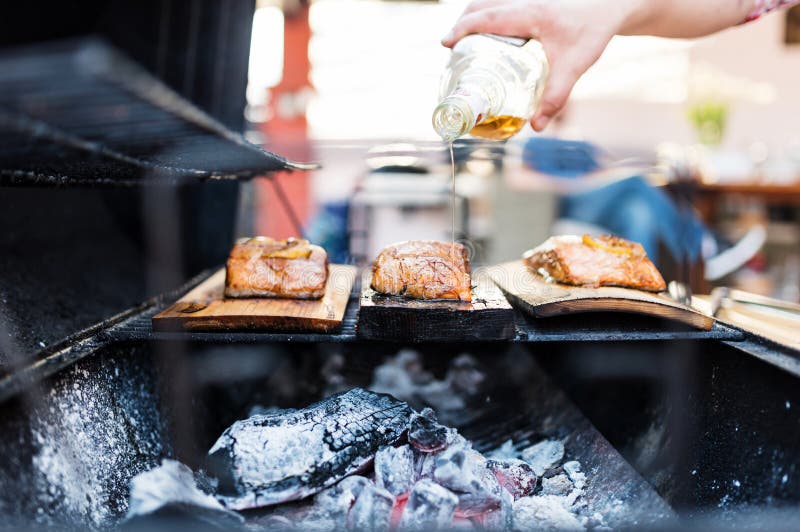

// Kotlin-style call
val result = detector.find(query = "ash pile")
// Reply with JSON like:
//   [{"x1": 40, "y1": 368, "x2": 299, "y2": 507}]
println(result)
[{"x1": 124, "y1": 386, "x2": 604, "y2": 531}]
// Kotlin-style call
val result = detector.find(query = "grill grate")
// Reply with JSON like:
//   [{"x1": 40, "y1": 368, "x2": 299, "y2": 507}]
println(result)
[
  {"x1": 0, "y1": 262, "x2": 747, "y2": 405},
  {"x1": 0, "y1": 38, "x2": 313, "y2": 186},
  {"x1": 106, "y1": 285, "x2": 744, "y2": 344}
]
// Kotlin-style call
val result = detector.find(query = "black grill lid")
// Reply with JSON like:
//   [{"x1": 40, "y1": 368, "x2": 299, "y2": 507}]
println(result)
[{"x1": 0, "y1": 38, "x2": 314, "y2": 186}]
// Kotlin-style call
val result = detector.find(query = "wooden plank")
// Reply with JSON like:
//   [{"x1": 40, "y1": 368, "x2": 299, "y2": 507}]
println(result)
[
  {"x1": 487, "y1": 261, "x2": 714, "y2": 331},
  {"x1": 357, "y1": 269, "x2": 516, "y2": 341},
  {"x1": 152, "y1": 264, "x2": 357, "y2": 333},
  {"x1": 694, "y1": 295, "x2": 800, "y2": 350}
]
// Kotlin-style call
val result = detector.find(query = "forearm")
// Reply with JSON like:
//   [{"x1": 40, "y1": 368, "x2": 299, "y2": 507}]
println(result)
[{"x1": 619, "y1": 0, "x2": 756, "y2": 38}]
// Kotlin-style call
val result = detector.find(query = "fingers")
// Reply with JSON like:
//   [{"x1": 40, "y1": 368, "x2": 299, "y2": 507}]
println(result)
[
  {"x1": 442, "y1": 5, "x2": 537, "y2": 47},
  {"x1": 531, "y1": 56, "x2": 583, "y2": 131}
]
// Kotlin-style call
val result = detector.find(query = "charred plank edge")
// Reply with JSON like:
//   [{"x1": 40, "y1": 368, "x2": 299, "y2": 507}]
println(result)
[{"x1": 357, "y1": 272, "x2": 517, "y2": 342}]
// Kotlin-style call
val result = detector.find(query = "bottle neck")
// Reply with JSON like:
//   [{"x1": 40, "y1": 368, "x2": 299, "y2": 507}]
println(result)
[{"x1": 433, "y1": 76, "x2": 501, "y2": 142}]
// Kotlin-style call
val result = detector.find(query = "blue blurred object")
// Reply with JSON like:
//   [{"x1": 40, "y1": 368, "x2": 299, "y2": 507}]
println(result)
[
  {"x1": 523, "y1": 136, "x2": 704, "y2": 266},
  {"x1": 560, "y1": 176, "x2": 704, "y2": 265},
  {"x1": 305, "y1": 202, "x2": 351, "y2": 264},
  {"x1": 522, "y1": 137, "x2": 601, "y2": 177}
]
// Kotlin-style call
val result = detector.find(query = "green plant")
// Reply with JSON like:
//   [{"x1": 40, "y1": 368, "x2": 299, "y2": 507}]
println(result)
[{"x1": 687, "y1": 100, "x2": 728, "y2": 146}]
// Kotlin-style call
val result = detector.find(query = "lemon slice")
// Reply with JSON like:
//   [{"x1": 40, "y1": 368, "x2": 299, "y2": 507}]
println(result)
[{"x1": 582, "y1": 235, "x2": 633, "y2": 256}]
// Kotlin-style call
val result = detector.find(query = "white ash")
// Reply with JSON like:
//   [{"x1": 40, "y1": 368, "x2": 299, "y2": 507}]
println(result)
[
  {"x1": 347, "y1": 484, "x2": 395, "y2": 531},
  {"x1": 374, "y1": 445, "x2": 415, "y2": 496},
  {"x1": 541, "y1": 474, "x2": 574, "y2": 497},
  {"x1": 513, "y1": 495, "x2": 585, "y2": 531},
  {"x1": 24, "y1": 350, "x2": 165, "y2": 529},
  {"x1": 521, "y1": 439, "x2": 565, "y2": 476},
  {"x1": 124, "y1": 459, "x2": 242, "y2": 525},
  {"x1": 314, "y1": 475, "x2": 371, "y2": 516},
  {"x1": 563, "y1": 461, "x2": 586, "y2": 490},
  {"x1": 124, "y1": 396, "x2": 599, "y2": 531},
  {"x1": 247, "y1": 405, "x2": 297, "y2": 417},
  {"x1": 487, "y1": 439, "x2": 518, "y2": 460},
  {"x1": 400, "y1": 479, "x2": 459, "y2": 531},
  {"x1": 481, "y1": 484, "x2": 515, "y2": 530},
  {"x1": 369, "y1": 350, "x2": 484, "y2": 417}
]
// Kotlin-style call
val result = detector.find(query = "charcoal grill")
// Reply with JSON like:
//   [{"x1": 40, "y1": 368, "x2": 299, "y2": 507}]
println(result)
[{"x1": 2, "y1": 2, "x2": 800, "y2": 530}]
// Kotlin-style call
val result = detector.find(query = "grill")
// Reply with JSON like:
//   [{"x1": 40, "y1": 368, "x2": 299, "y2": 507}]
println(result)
[
  {"x1": 0, "y1": 38, "x2": 311, "y2": 187},
  {"x1": 1, "y1": 4, "x2": 800, "y2": 530}
]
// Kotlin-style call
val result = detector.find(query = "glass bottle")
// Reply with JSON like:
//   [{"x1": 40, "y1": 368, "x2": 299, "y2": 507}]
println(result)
[{"x1": 432, "y1": 34, "x2": 548, "y2": 142}]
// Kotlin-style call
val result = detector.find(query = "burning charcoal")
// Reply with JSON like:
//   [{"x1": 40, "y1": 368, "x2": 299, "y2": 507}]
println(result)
[
  {"x1": 563, "y1": 461, "x2": 586, "y2": 490},
  {"x1": 521, "y1": 439, "x2": 565, "y2": 477},
  {"x1": 512, "y1": 495, "x2": 584, "y2": 531},
  {"x1": 479, "y1": 486, "x2": 514, "y2": 531},
  {"x1": 486, "y1": 459, "x2": 538, "y2": 499},
  {"x1": 347, "y1": 484, "x2": 395, "y2": 531},
  {"x1": 433, "y1": 447, "x2": 487, "y2": 492},
  {"x1": 314, "y1": 475, "x2": 371, "y2": 515},
  {"x1": 400, "y1": 479, "x2": 459, "y2": 530},
  {"x1": 375, "y1": 445, "x2": 415, "y2": 496},
  {"x1": 487, "y1": 439, "x2": 518, "y2": 460},
  {"x1": 411, "y1": 426, "x2": 468, "y2": 481},
  {"x1": 207, "y1": 388, "x2": 411, "y2": 510},
  {"x1": 412, "y1": 449, "x2": 438, "y2": 481},
  {"x1": 125, "y1": 459, "x2": 243, "y2": 528},
  {"x1": 434, "y1": 448, "x2": 501, "y2": 518},
  {"x1": 453, "y1": 516, "x2": 477, "y2": 530},
  {"x1": 408, "y1": 408, "x2": 454, "y2": 453},
  {"x1": 541, "y1": 474, "x2": 573, "y2": 497},
  {"x1": 454, "y1": 490, "x2": 503, "y2": 519}
]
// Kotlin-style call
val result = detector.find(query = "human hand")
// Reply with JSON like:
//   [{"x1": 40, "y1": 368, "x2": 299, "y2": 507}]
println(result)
[{"x1": 441, "y1": 0, "x2": 634, "y2": 131}]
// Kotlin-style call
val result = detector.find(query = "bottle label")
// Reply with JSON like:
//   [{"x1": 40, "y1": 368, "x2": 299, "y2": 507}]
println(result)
[{"x1": 482, "y1": 33, "x2": 528, "y2": 47}]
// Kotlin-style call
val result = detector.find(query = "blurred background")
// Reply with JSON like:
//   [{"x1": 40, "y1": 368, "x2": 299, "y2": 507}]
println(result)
[{"x1": 245, "y1": 0, "x2": 800, "y2": 302}]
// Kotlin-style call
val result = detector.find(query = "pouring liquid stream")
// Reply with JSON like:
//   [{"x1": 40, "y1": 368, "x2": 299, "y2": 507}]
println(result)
[{"x1": 449, "y1": 142, "x2": 456, "y2": 254}]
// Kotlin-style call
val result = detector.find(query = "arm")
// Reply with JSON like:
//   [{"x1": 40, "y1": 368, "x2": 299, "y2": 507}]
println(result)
[
  {"x1": 442, "y1": 0, "x2": 770, "y2": 131},
  {"x1": 621, "y1": 0, "x2": 756, "y2": 37}
]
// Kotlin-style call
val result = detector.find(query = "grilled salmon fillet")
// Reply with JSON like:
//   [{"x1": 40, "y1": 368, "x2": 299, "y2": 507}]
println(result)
[
  {"x1": 523, "y1": 235, "x2": 667, "y2": 292},
  {"x1": 371, "y1": 241, "x2": 472, "y2": 301},
  {"x1": 225, "y1": 237, "x2": 328, "y2": 299}
]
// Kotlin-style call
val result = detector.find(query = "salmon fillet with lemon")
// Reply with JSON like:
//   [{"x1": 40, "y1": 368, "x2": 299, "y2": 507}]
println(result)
[
  {"x1": 523, "y1": 235, "x2": 667, "y2": 292},
  {"x1": 371, "y1": 240, "x2": 472, "y2": 301},
  {"x1": 225, "y1": 237, "x2": 328, "y2": 299}
]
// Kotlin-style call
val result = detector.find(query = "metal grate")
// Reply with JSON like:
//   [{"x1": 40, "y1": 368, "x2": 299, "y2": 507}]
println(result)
[
  {"x1": 0, "y1": 261, "x2": 747, "y2": 405},
  {"x1": 106, "y1": 285, "x2": 743, "y2": 344},
  {"x1": 0, "y1": 38, "x2": 313, "y2": 186}
]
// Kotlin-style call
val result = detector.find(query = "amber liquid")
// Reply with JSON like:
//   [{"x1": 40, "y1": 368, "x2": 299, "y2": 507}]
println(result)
[{"x1": 470, "y1": 115, "x2": 527, "y2": 140}]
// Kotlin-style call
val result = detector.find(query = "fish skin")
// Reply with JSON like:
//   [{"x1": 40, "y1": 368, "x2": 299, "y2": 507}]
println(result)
[{"x1": 206, "y1": 388, "x2": 412, "y2": 510}]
